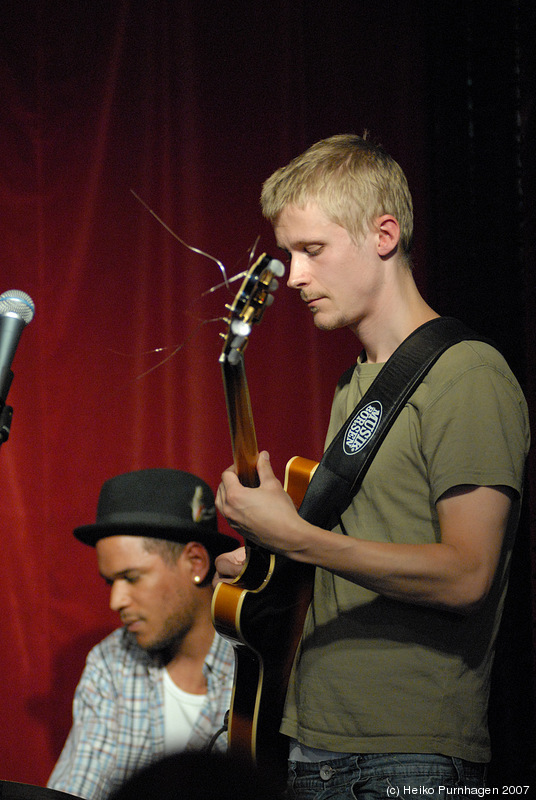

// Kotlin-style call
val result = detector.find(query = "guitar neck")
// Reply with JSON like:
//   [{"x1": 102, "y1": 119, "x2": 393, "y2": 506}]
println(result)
[
  {"x1": 214, "y1": 254, "x2": 313, "y2": 786},
  {"x1": 221, "y1": 355, "x2": 259, "y2": 488}
]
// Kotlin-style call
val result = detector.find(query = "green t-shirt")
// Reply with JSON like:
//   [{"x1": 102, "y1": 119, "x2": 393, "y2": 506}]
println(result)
[{"x1": 281, "y1": 340, "x2": 530, "y2": 762}]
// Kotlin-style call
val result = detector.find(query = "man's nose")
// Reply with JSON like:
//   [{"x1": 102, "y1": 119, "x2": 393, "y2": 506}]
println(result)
[
  {"x1": 286, "y1": 254, "x2": 310, "y2": 290},
  {"x1": 109, "y1": 581, "x2": 129, "y2": 613}
]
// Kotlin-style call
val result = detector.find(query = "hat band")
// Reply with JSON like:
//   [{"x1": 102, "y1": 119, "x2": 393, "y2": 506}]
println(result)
[{"x1": 96, "y1": 511, "x2": 211, "y2": 530}]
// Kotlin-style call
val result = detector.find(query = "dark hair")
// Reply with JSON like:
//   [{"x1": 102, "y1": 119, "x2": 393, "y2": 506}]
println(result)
[
  {"x1": 141, "y1": 537, "x2": 215, "y2": 585},
  {"x1": 141, "y1": 537, "x2": 185, "y2": 565}
]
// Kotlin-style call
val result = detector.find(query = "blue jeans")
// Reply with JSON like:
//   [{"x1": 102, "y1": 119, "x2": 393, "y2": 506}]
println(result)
[{"x1": 286, "y1": 753, "x2": 487, "y2": 799}]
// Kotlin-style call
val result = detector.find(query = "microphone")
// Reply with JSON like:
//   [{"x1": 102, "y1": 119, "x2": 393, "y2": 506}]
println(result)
[{"x1": 0, "y1": 290, "x2": 35, "y2": 405}]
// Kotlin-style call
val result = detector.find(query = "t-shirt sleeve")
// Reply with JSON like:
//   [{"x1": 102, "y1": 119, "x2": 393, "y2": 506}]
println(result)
[{"x1": 421, "y1": 358, "x2": 529, "y2": 504}]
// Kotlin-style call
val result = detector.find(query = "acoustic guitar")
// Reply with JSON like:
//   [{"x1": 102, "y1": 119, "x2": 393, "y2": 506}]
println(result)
[{"x1": 211, "y1": 253, "x2": 317, "y2": 785}]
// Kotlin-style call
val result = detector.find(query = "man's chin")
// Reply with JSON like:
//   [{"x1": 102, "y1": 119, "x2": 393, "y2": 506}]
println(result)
[
  {"x1": 126, "y1": 628, "x2": 156, "y2": 651},
  {"x1": 143, "y1": 635, "x2": 178, "y2": 660},
  {"x1": 313, "y1": 315, "x2": 344, "y2": 332}
]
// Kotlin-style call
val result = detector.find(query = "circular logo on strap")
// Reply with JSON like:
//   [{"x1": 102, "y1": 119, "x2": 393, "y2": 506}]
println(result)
[{"x1": 343, "y1": 401, "x2": 383, "y2": 455}]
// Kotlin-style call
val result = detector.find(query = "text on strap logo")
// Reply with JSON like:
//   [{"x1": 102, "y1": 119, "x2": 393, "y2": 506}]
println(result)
[{"x1": 343, "y1": 401, "x2": 383, "y2": 455}]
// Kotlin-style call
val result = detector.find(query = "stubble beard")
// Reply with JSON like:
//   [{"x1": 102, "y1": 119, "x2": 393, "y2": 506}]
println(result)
[
  {"x1": 311, "y1": 308, "x2": 349, "y2": 332},
  {"x1": 142, "y1": 602, "x2": 196, "y2": 664}
]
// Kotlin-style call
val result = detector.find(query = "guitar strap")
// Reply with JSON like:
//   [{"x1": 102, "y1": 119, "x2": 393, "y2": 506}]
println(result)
[{"x1": 298, "y1": 317, "x2": 491, "y2": 531}]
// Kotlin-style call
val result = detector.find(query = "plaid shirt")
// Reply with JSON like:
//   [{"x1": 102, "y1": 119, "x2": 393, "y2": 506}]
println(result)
[{"x1": 47, "y1": 628, "x2": 234, "y2": 800}]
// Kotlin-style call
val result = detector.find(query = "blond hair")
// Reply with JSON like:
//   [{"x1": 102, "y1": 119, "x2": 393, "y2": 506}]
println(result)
[{"x1": 261, "y1": 133, "x2": 414, "y2": 257}]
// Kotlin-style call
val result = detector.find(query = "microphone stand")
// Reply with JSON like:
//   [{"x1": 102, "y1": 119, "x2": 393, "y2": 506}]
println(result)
[
  {"x1": 0, "y1": 405, "x2": 13, "y2": 445},
  {"x1": 0, "y1": 368, "x2": 14, "y2": 446}
]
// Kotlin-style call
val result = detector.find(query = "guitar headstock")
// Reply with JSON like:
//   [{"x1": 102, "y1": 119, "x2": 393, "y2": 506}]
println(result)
[{"x1": 220, "y1": 253, "x2": 285, "y2": 366}]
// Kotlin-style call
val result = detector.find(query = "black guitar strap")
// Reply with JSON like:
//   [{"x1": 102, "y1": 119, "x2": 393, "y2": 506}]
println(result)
[{"x1": 298, "y1": 317, "x2": 491, "y2": 530}]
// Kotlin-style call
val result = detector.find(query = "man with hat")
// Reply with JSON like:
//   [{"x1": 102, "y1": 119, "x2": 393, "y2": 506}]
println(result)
[{"x1": 47, "y1": 469, "x2": 237, "y2": 800}]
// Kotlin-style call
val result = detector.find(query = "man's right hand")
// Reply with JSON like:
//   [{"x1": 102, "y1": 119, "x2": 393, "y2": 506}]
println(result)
[{"x1": 213, "y1": 546, "x2": 246, "y2": 587}]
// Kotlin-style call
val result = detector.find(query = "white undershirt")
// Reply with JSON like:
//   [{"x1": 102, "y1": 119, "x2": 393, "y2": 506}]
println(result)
[{"x1": 163, "y1": 667, "x2": 206, "y2": 753}]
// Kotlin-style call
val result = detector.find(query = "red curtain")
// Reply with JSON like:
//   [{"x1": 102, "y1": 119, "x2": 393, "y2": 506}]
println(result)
[{"x1": 0, "y1": 0, "x2": 533, "y2": 787}]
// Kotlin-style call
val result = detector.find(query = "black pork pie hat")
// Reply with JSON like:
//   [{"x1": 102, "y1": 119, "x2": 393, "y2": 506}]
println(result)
[{"x1": 73, "y1": 468, "x2": 237, "y2": 556}]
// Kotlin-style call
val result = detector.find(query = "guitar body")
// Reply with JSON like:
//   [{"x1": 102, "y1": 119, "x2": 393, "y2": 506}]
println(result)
[
  {"x1": 211, "y1": 456, "x2": 318, "y2": 781},
  {"x1": 211, "y1": 254, "x2": 319, "y2": 786}
]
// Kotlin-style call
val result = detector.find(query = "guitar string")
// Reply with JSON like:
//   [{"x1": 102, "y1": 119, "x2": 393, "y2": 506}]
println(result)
[
  {"x1": 130, "y1": 189, "x2": 232, "y2": 289},
  {"x1": 107, "y1": 192, "x2": 262, "y2": 385}
]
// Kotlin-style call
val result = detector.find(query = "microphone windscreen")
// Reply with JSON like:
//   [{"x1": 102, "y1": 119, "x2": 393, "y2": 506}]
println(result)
[{"x1": 0, "y1": 290, "x2": 35, "y2": 325}]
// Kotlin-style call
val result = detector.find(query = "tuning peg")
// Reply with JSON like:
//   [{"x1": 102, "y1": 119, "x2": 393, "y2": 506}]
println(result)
[
  {"x1": 268, "y1": 258, "x2": 285, "y2": 277},
  {"x1": 227, "y1": 349, "x2": 241, "y2": 366},
  {"x1": 231, "y1": 318, "x2": 252, "y2": 337}
]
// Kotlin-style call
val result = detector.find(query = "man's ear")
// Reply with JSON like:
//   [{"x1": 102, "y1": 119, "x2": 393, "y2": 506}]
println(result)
[
  {"x1": 183, "y1": 541, "x2": 211, "y2": 585},
  {"x1": 375, "y1": 214, "x2": 400, "y2": 258}
]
